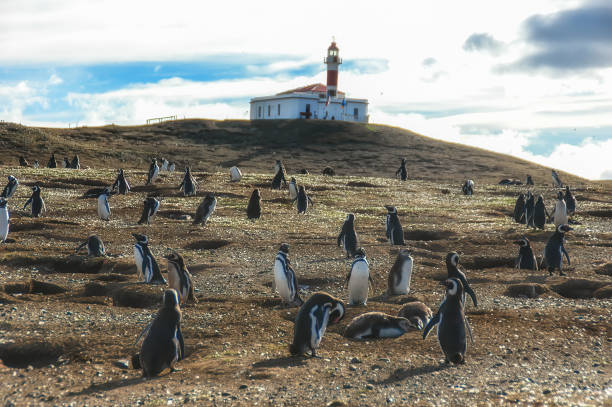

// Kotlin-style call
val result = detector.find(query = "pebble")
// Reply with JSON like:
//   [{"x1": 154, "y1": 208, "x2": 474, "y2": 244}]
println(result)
[
  {"x1": 366, "y1": 384, "x2": 374, "y2": 390},
  {"x1": 350, "y1": 357, "x2": 362, "y2": 364}
]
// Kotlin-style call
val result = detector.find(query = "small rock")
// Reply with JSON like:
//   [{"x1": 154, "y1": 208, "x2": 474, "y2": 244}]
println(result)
[
  {"x1": 343, "y1": 384, "x2": 352, "y2": 389},
  {"x1": 114, "y1": 360, "x2": 130, "y2": 369},
  {"x1": 366, "y1": 384, "x2": 374, "y2": 390},
  {"x1": 543, "y1": 389, "x2": 551, "y2": 395},
  {"x1": 349, "y1": 365, "x2": 357, "y2": 371},
  {"x1": 371, "y1": 364, "x2": 382, "y2": 370},
  {"x1": 239, "y1": 384, "x2": 248, "y2": 390},
  {"x1": 350, "y1": 357, "x2": 362, "y2": 364},
  {"x1": 221, "y1": 392, "x2": 230, "y2": 397}
]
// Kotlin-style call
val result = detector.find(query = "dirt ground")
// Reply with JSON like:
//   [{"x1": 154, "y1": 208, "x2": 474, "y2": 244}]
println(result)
[{"x1": 0, "y1": 139, "x2": 610, "y2": 405}]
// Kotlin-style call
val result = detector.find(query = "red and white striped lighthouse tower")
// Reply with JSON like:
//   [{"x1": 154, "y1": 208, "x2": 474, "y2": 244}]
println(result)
[{"x1": 324, "y1": 39, "x2": 342, "y2": 98}]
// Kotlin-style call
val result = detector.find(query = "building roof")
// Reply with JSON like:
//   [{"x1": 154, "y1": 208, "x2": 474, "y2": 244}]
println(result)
[{"x1": 276, "y1": 83, "x2": 345, "y2": 97}]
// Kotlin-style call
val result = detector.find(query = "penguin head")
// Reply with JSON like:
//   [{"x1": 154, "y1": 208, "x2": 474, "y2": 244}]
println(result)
[
  {"x1": 557, "y1": 224, "x2": 573, "y2": 234},
  {"x1": 164, "y1": 251, "x2": 185, "y2": 269},
  {"x1": 132, "y1": 233, "x2": 148, "y2": 244},
  {"x1": 8, "y1": 175, "x2": 16, "y2": 182},
  {"x1": 406, "y1": 316, "x2": 424, "y2": 330},
  {"x1": 118, "y1": 168, "x2": 124, "y2": 175},
  {"x1": 401, "y1": 158, "x2": 406, "y2": 164},
  {"x1": 298, "y1": 185, "x2": 305, "y2": 192},
  {"x1": 205, "y1": 193, "x2": 216, "y2": 201},
  {"x1": 446, "y1": 252, "x2": 460, "y2": 268},
  {"x1": 32, "y1": 185, "x2": 40, "y2": 193},
  {"x1": 0, "y1": 198, "x2": 7, "y2": 208},
  {"x1": 384, "y1": 205, "x2": 397, "y2": 214},
  {"x1": 537, "y1": 195, "x2": 543, "y2": 203},
  {"x1": 557, "y1": 191, "x2": 564, "y2": 200},
  {"x1": 353, "y1": 247, "x2": 366, "y2": 259},
  {"x1": 163, "y1": 289, "x2": 180, "y2": 309},
  {"x1": 399, "y1": 249, "x2": 412, "y2": 259},
  {"x1": 101, "y1": 187, "x2": 111, "y2": 196},
  {"x1": 513, "y1": 236, "x2": 530, "y2": 247},
  {"x1": 252, "y1": 189, "x2": 261, "y2": 198},
  {"x1": 442, "y1": 278, "x2": 464, "y2": 298},
  {"x1": 279, "y1": 243, "x2": 290, "y2": 254},
  {"x1": 518, "y1": 193, "x2": 525, "y2": 200},
  {"x1": 328, "y1": 300, "x2": 346, "y2": 324},
  {"x1": 565, "y1": 185, "x2": 571, "y2": 193},
  {"x1": 346, "y1": 213, "x2": 355, "y2": 222},
  {"x1": 290, "y1": 177, "x2": 296, "y2": 183},
  {"x1": 397, "y1": 317, "x2": 416, "y2": 331}
]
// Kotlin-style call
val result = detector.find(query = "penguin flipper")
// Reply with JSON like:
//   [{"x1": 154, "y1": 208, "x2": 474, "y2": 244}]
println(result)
[
  {"x1": 562, "y1": 247, "x2": 570, "y2": 266},
  {"x1": 465, "y1": 285, "x2": 478, "y2": 308},
  {"x1": 23, "y1": 197, "x2": 32, "y2": 209},
  {"x1": 337, "y1": 231, "x2": 344, "y2": 247},
  {"x1": 134, "y1": 320, "x2": 154, "y2": 346},
  {"x1": 422, "y1": 313, "x2": 440, "y2": 339},
  {"x1": 177, "y1": 324, "x2": 185, "y2": 361},
  {"x1": 75, "y1": 241, "x2": 88, "y2": 253},
  {"x1": 515, "y1": 255, "x2": 522, "y2": 269},
  {"x1": 464, "y1": 315, "x2": 474, "y2": 344}
]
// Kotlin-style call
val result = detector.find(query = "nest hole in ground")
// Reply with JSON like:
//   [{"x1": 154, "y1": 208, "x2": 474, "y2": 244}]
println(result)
[
  {"x1": 2, "y1": 256, "x2": 114, "y2": 274},
  {"x1": 346, "y1": 181, "x2": 382, "y2": 188},
  {"x1": 462, "y1": 256, "x2": 515, "y2": 270},
  {"x1": 584, "y1": 209, "x2": 612, "y2": 218},
  {"x1": 404, "y1": 229, "x2": 456, "y2": 241},
  {"x1": 3, "y1": 279, "x2": 67, "y2": 295},
  {"x1": 158, "y1": 210, "x2": 192, "y2": 220},
  {"x1": 505, "y1": 283, "x2": 550, "y2": 298},
  {"x1": 83, "y1": 282, "x2": 164, "y2": 308},
  {"x1": 184, "y1": 239, "x2": 231, "y2": 250},
  {"x1": 0, "y1": 340, "x2": 76, "y2": 368},
  {"x1": 550, "y1": 279, "x2": 612, "y2": 299}
]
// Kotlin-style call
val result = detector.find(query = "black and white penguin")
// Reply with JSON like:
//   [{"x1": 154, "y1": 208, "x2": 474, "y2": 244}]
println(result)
[
  {"x1": 63, "y1": 157, "x2": 71, "y2": 168},
  {"x1": 344, "y1": 312, "x2": 415, "y2": 339},
  {"x1": 75, "y1": 235, "x2": 105, "y2": 257},
  {"x1": 0, "y1": 198, "x2": 9, "y2": 243},
  {"x1": 513, "y1": 236, "x2": 537, "y2": 271},
  {"x1": 165, "y1": 252, "x2": 196, "y2": 305},
  {"x1": 346, "y1": 248, "x2": 372, "y2": 306},
  {"x1": 397, "y1": 301, "x2": 433, "y2": 330},
  {"x1": 337, "y1": 213, "x2": 358, "y2": 258},
  {"x1": 178, "y1": 167, "x2": 197, "y2": 196},
  {"x1": 1, "y1": 175, "x2": 18, "y2": 199},
  {"x1": 289, "y1": 292, "x2": 345, "y2": 357},
  {"x1": 564, "y1": 186, "x2": 576, "y2": 216},
  {"x1": 229, "y1": 166, "x2": 242, "y2": 182},
  {"x1": 246, "y1": 189, "x2": 262, "y2": 219},
  {"x1": 146, "y1": 159, "x2": 159, "y2": 185},
  {"x1": 294, "y1": 185, "x2": 314, "y2": 214},
  {"x1": 396, "y1": 158, "x2": 407, "y2": 181},
  {"x1": 193, "y1": 194, "x2": 217, "y2": 226},
  {"x1": 23, "y1": 185, "x2": 45, "y2": 218},
  {"x1": 542, "y1": 224, "x2": 572, "y2": 276},
  {"x1": 168, "y1": 162, "x2": 175, "y2": 172},
  {"x1": 385, "y1": 205, "x2": 405, "y2": 245},
  {"x1": 423, "y1": 278, "x2": 468, "y2": 364},
  {"x1": 462, "y1": 180, "x2": 474, "y2": 195},
  {"x1": 552, "y1": 169, "x2": 563, "y2": 188},
  {"x1": 533, "y1": 195, "x2": 549, "y2": 230},
  {"x1": 47, "y1": 153, "x2": 57, "y2": 168},
  {"x1": 550, "y1": 191, "x2": 568, "y2": 227},
  {"x1": 288, "y1": 177, "x2": 298, "y2": 201},
  {"x1": 112, "y1": 169, "x2": 130, "y2": 195},
  {"x1": 32, "y1": 160, "x2": 39, "y2": 168},
  {"x1": 71, "y1": 155, "x2": 80, "y2": 169},
  {"x1": 161, "y1": 158, "x2": 169, "y2": 171},
  {"x1": 513, "y1": 193, "x2": 526, "y2": 224},
  {"x1": 138, "y1": 289, "x2": 184, "y2": 377},
  {"x1": 19, "y1": 156, "x2": 28, "y2": 167},
  {"x1": 271, "y1": 160, "x2": 287, "y2": 189},
  {"x1": 445, "y1": 252, "x2": 477, "y2": 307},
  {"x1": 272, "y1": 243, "x2": 303, "y2": 306},
  {"x1": 133, "y1": 233, "x2": 166, "y2": 284},
  {"x1": 386, "y1": 249, "x2": 413, "y2": 296},
  {"x1": 97, "y1": 187, "x2": 111, "y2": 221},
  {"x1": 524, "y1": 191, "x2": 535, "y2": 228},
  {"x1": 138, "y1": 197, "x2": 160, "y2": 225},
  {"x1": 526, "y1": 175, "x2": 534, "y2": 186}
]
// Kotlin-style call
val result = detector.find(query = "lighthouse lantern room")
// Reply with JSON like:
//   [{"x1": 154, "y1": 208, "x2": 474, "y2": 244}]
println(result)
[{"x1": 324, "y1": 41, "x2": 342, "y2": 98}]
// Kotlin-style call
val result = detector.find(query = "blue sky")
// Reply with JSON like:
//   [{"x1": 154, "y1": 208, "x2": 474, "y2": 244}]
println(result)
[{"x1": 1, "y1": 0, "x2": 611, "y2": 179}]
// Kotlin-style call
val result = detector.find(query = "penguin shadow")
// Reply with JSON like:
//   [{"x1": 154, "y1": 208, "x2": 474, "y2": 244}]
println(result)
[
  {"x1": 373, "y1": 364, "x2": 452, "y2": 385},
  {"x1": 66, "y1": 375, "x2": 150, "y2": 397},
  {"x1": 252, "y1": 355, "x2": 308, "y2": 369},
  {"x1": 369, "y1": 294, "x2": 425, "y2": 304}
]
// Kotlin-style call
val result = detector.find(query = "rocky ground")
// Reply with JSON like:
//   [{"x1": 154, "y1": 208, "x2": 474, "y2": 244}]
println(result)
[{"x1": 0, "y1": 165, "x2": 610, "y2": 406}]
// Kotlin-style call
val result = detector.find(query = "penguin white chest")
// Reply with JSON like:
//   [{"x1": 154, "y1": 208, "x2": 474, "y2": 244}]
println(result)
[
  {"x1": 554, "y1": 201, "x2": 568, "y2": 226},
  {"x1": 273, "y1": 260, "x2": 292, "y2": 302},
  {"x1": 289, "y1": 183, "x2": 298, "y2": 200},
  {"x1": 230, "y1": 166, "x2": 242, "y2": 182},
  {"x1": 133, "y1": 246, "x2": 144, "y2": 279},
  {"x1": 97, "y1": 195, "x2": 110, "y2": 220},
  {"x1": 395, "y1": 258, "x2": 413, "y2": 294},
  {"x1": 204, "y1": 200, "x2": 216, "y2": 222},
  {"x1": 167, "y1": 265, "x2": 187, "y2": 302},
  {"x1": 348, "y1": 262, "x2": 370, "y2": 305},
  {"x1": 0, "y1": 207, "x2": 9, "y2": 242}
]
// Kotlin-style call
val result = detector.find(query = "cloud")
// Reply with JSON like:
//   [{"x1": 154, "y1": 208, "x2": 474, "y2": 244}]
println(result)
[
  {"x1": 463, "y1": 33, "x2": 505, "y2": 55},
  {"x1": 343, "y1": 59, "x2": 389, "y2": 75},
  {"x1": 422, "y1": 57, "x2": 437, "y2": 67}
]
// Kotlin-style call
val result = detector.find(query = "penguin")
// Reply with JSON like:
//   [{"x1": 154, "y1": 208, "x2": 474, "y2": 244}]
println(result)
[
  {"x1": 423, "y1": 278, "x2": 468, "y2": 364},
  {"x1": 112, "y1": 169, "x2": 130, "y2": 195},
  {"x1": 138, "y1": 197, "x2": 160, "y2": 225},
  {"x1": 168, "y1": 162, "x2": 175, "y2": 172},
  {"x1": 165, "y1": 252, "x2": 196, "y2": 305},
  {"x1": 337, "y1": 213, "x2": 358, "y2": 258},
  {"x1": 513, "y1": 193, "x2": 526, "y2": 224},
  {"x1": 294, "y1": 185, "x2": 314, "y2": 214},
  {"x1": 289, "y1": 292, "x2": 345, "y2": 357},
  {"x1": 47, "y1": 153, "x2": 57, "y2": 168},
  {"x1": 63, "y1": 157, "x2": 71, "y2": 168},
  {"x1": 71, "y1": 155, "x2": 80, "y2": 169},
  {"x1": 386, "y1": 249, "x2": 413, "y2": 296},
  {"x1": 1, "y1": 175, "x2": 18, "y2": 199},
  {"x1": 97, "y1": 187, "x2": 111, "y2": 221},
  {"x1": 161, "y1": 158, "x2": 169, "y2": 171},
  {"x1": 178, "y1": 167, "x2": 197, "y2": 196},
  {"x1": 19, "y1": 156, "x2": 29, "y2": 167},
  {"x1": 550, "y1": 191, "x2": 568, "y2": 227},
  {"x1": 445, "y1": 252, "x2": 477, "y2": 308},
  {"x1": 229, "y1": 166, "x2": 242, "y2": 182},
  {"x1": 346, "y1": 248, "x2": 373, "y2": 306},
  {"x1": 513, "y1": 236, "x2": 538, "y2": 271},
  {"x1": 542, "y1": 224, "x2": 572, "y2": 276},
  {"x1": 499, "y1": 179, "x2": 513, "y2": 185},
  {"x1": 395, "y1": 158, "x2": 407, "y2": 181},
  {"x1": 75, "y1": 235, "x2": 105, "y2": 257},
  {"x1": 23, "y1": 185, "x2": 45, "y2": 218},
  {"x1": 524, "y1": 191, "x2": 535, "y2": 228},
  {"x1": 272, "y1": 243, "x2": 303, "y2": 306},
  {"x1": 146, "y1": 159, "x2": 159, "y2": 185},
  {"x1": 344, "y1": 312, "x2": 416, "y2": 339},
  {"x1": 564, "y1": 186, "x2": 576, "y2": 216},
  {"x1": 288, "y1": 177, "x2": 298, "y2": 200},
  {"x1": 385, "y1": 205, "x2": 405, "y2": 245},
  {"x1": 397, "y1": 302, "x2": 433, "y2": 330},
  {"x1": 32, "y1": 160, "x2": 39, "y2": 168},
  {"x1": 462, "y1": 180, "x2": 474, "y2": 195},
  {"x1": 138, "y1": 289, "x2": 183, "y2": 377},
  {"x1": 533, "y1": 195, "x2": 549, "y2": 230},
  {"x1": 0, "y1": 198, "x2": 9, "y2": 243},
  {"x1": 193, "y1": 194, "x2": 217, "y2": 226},
  {"x1": 133, "y1": 233, "x2": 166, "y2": 284},
  {"x1": 552, "y1": 169, "x2": 563, "y2": 188},
  {"x1": 526, "y1": 175, "x2": 534, "y2": 186},
  {"x1": 271, "y1": 160, "x2": 287, "y2": 189},
  {"x1": 246, "y1": 189, "x2": 262, "y2": 219}
]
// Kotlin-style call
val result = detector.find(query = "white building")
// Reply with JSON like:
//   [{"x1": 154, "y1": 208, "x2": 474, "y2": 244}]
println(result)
[{"x1": 249, "y1": 42, "x2": 369, "y2": 123}]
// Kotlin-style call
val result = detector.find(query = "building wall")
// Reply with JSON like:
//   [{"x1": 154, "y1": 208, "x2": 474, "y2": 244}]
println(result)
[{"x1": 250, "y1": 96, "x2": 368, "y2": 123}]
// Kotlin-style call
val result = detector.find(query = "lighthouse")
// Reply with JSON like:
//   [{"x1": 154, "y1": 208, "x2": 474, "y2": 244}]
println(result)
[{"x1": 324, "y1": 40, "x2": 342, "y2": 98}]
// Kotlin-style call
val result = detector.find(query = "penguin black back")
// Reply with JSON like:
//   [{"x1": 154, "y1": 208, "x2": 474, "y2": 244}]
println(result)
[
  {"x1": 337, "y1": 213, "x2": 359, "y2": 258},
  {"x1": 247, "y1": 189, "x2": 262, "y2": 219},
  {"x1": 513, "y1": 193, "x2": 526, "y2": 223},
  {"x1": 524, "y1": 192, "x2": 535, "y2": 227},
  {"x1": 71, "y1": 155, "x2": 80, "y2": 169},
  {"x1": 179, "y1": 167, "x2": 197, "y2": 196},
  {"x1": 513, "y1": 236, "x2": 537, "y2": 271},
  {"x1": 385, "y1": 205, "x2": 405, "y2": 245},
  {"x1": 445, "y1": 252, "x2": 477, "y2": 307},
  {"x1": 543, "y1": 224, "x2": 572, "y2": 276},
  {"x1": 112, "y1": 169, "x2": 130, "y2": 195},
  {"x1": 396, "y1": 158, "x2": 407, "y2": 181},
  {"x1": 23, "y1": 186, "x2": 45, "y2": 218},
  {"x1": 138, "y1": 197, "x2": 160, "y2": 225},
  {"x1": 533, "y1": 195, "x2": 548, "y2": 229},
  {"x1": 295, "y1": 185, "x2": 313, "y2": 214},
  {"x1": 271, "y1": 160, "x2": 287, "y2": 189},
  {"x1": 193, "y1": 194, "x2": 217, "y2": 226},
  {"x1": 47, "y1": 154, "x2": 57, "y2": 169},
  {"x1": 564, "y1": 186, "x2": 576, "y2": 215}
]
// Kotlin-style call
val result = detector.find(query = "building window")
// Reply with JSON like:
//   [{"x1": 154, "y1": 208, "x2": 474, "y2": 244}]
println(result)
[
  {"x1": 258, "y1": 106, "x2": 261, "y2": 118},
  {"x1": 278, "y1": 104, "x2": 281, "y2": 116},
  {"x1": 354, "y1": 107, "x2": 359, "y2": 119},
  {"x1": 268, "y1": 105, "x2": 271, "y2": 117}
]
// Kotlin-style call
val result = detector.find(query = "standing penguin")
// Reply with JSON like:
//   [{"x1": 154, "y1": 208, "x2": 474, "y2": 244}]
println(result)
[
  {"x1": 75, "y1": 235, "x2": 105, "y2": 257},
  {"x1": 445, "y1": 252, "x2": 477, "y2": 307},
  {"x1": 344, "y1": 312, "x2": 415, "y2": 339},
  {"x1": 246, "y1": 189, "x2": 262, "y2": 219},
  {"x1": 294, "y1": 185, "x2": 314, "y2": 214},
  {"x1": 462, "y1": 180, "x2": 474, "y2": 195},
  {"x1": 396, "y1": 158, "x2": 408, "y2": 181},
  {"x1": 346, "y1": 248, "x2": 373, "y2": 306},
  {"x1": 138, "y1": 197, "x2": 160, "y2": 225},
  {"x1": 165, "y1": 252, "x2": 196, "y2": 305},
  {"x1": 513, "y1": 236, "x2": 537, "y2": 271},
  {"x1": 1, "y1": 175, "x2": 18, "y2": 199},
  {"x1": 32, "y1": 160, "x2": 39, "y2": 168},
  {"x1": 138, "y1": 289, "x2": 184, "y2": 377},
  {"x1": 47, "y1": 153, "x2": 57, "y2": 168},
  {"x1": 423, "y1": 278, "x2": 468, "y2": 364},
  {"x1": 397, "y1": 302, "x2": 433, "y2": 330},
  {"x1": 526, "y1": 175, "x2": 534, "y2": 186},
  {"x1": 289, "y1": 292, "x2": 345, "y2": 357},
  {"x1": 386, "y1": 249, "x2": 413, "y2": 296},
  {"x1": 193, "y1": 194, "x2": 217, "y2": 226},
  {"x1": 168, "y1": 162, "x2": 175, "y2": 172},
  {"x1": 229, "y1": 166, "x2": 242, "y2": 182},
  {"x1": 97, "y1": 187, "x2": 111, "y2": 221},
  {"x1": 288, "y1": 177, "x2": 299, "y2": 200},
  {"x1": 146, "y1": 159, "x2": 159, "y2": 185},
  {"x1": 0, "y1": 198, "x2": 9, "y2": 243},
  {"x1": 337, "y1": 213, "x2": 358, "y2": 258},
  {"x1": 112, "y1": 169, "x2": 130, "y2": 195},
  {"x1": 133, "y1": 233, "x2": 166, "y2": 284},
  {"x1": 71, "y1": 155, "x2": 80, "y2": 169},
  {"x1": 385, "y1": 205, "x2": 405, "y2": 245},
  {"x1": 161, "y1": 158, "x2": 169, "y2": 171},
  {"x1": 23, "y1": 186, "x2": 45, "y2": 218},
  {"x1": 63, "y1": 157, "x2": 71, "y2": 168},
  {"x1": 272, "y1": 243, "x2": 303, "y2": 306},
  {"x1": 542, "y1": 224, "x2": 572, "y2": 276},
  {"x1": 552, "y1": 170, "x2": 563, "y2": 187},
  {"x1": 513, "y1": 193, "x2": 526, "y2": 224},
  {"x1": 533, "y1": 195, "x2": 549, "y2": 230},
  {"x1": 271, "y1": 160, "x2": 287, "y2": 189},
  {"x1": 524, "y1": 191, "x2": 535, "y2": 228},
  {"x1": 178, "y1": 167, "x2": 197, "y2": 196},
  {"x1": 550, "y1": 191, "x2": 568, "y2": 227},
  {"x1": 19, "y1": 157, "x2": 29, "y2": 167},
  {"x1": 564, "y1": 186, "x2": 576, "y2": 216}
]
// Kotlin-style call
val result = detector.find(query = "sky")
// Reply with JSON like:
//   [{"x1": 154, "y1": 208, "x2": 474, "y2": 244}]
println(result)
[{"x1": 1, "y1": 0, "x2": 611, "y2": 180}]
